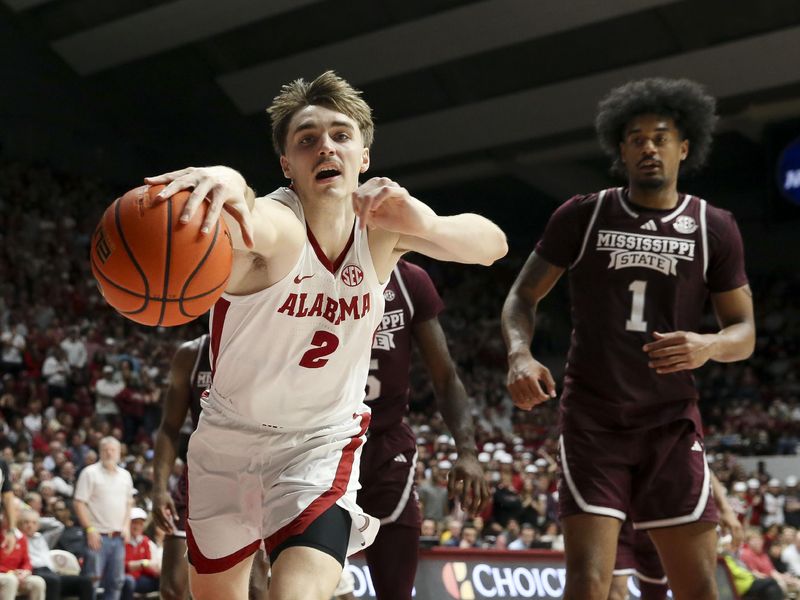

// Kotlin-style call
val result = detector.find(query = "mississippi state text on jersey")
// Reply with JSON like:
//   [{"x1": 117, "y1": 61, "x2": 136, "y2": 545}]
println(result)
[
  {"x1": 536, "y1": 187, "x2": 748, "y2": 431},
  {"x1": 366, "y1": 259, "x2": 444, "y2": 432}
]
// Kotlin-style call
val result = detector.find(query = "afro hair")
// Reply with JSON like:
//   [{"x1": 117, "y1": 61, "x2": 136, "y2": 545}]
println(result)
[{"x1": 595, "y1": 78, "x2": 718, "y2": 177}]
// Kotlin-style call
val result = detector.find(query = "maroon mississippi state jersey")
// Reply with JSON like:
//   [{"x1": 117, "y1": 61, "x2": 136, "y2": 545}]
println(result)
[
  {"x1": 365, "y1": 260, "x2": 444, "y2": 433},
  {"x1": 536, "y1": 188, "x2": 748, "y2": 431},
  {"x1": 189, "y1": 334, "x2": 211, "y2": 429}
]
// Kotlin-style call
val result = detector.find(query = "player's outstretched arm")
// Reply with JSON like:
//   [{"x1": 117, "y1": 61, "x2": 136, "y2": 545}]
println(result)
[
  {"x1": 501, "y1": 251, "x2": 564, "y2": 411},
  {"x1": 145, "y1": 167, "x2": 305, "y2": 262},
  {"x1": 413, "y1": 317, "x2": 489, "y2": 516},
  {"x1": 643, "y1": 284, "x2": 755, "y2": 374},
  {"x1": 152, "y1": 340, "x2": 196, "y2": 534},
  {"x1": 352, "y1": 177, "x2": 507, "y2": 266},
  {"x1": 146, "y1": 166, "x2": 255, "y2": 247}
]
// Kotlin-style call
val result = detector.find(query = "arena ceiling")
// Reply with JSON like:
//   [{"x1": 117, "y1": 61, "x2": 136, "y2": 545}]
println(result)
[{"x1": 3, "y1": 0, "x2": 800, "y2": 207}]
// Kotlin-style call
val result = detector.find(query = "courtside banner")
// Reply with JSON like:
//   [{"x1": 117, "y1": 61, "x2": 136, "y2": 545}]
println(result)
[{"x1": 346, "y1": 549, "x2": 738, "y2": 599}]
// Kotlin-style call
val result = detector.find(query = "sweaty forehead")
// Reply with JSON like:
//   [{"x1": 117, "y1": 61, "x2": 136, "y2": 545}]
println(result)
[{"x1": 288, "y1": 105, "x2": 357, "y2": 133}]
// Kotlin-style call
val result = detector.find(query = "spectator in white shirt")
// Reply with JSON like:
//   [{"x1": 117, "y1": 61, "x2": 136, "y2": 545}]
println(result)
[
  {"x1": 781, "y1": 530, "x2": 800, "y2": 576},
  {"x1": 0, "y1": 324, "x2": 25, "y2": 376},
  {"x1": 763, "y1": 478, "x2": 786, "y2": 527},
  {"x1": 73, "y1": 437, "x2": 133, "y2": 600},
  {"x1": 41, "y1": 347, "x2": 70, "y2": 400},
  {"x1": 18, "y1": 509, "x2": 94, "y2": 600},
  {"x1": 508, "y1": 523, "x2": 537, "y2": 550},
  {"x1": 93, "y1": 366, "x2": 124, "y2": 419},
  {"x1": 59, "y1": 327, "x2": 87, "y2": 371}
]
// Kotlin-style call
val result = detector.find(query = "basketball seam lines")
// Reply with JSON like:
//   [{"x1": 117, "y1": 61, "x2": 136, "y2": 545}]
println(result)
[
  {"x1": 157, "y1": 198, "x2": 173, "y2": 326},
  {"x1": 89, "y1": 258, "x2": 227, "y2": 303},
  {"x1": 113, "y1": 194, "x2": 150, "y2": 315},
  {"x1": 178, "y1": 221, "x2": 226, "y2": 318}
]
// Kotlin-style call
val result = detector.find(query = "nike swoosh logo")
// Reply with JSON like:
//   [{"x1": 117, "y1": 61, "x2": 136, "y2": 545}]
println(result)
[{"x1": 293, "y1": 274, "x2": 314, "y2": 284}]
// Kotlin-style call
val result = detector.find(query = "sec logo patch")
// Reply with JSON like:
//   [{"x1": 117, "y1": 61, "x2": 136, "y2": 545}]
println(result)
[
  {"x1": 384, "y1": 289, "x2": 396, "y2": 302},
  {"x1": 341, "y1": 264, "x2": 364, "y2": 287}
]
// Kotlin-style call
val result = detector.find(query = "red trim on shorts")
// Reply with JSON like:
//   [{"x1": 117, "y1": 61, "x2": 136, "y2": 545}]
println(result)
[
  {"x1": 209, "y1": 297, "x2": 230, "y2": 379},
  {"x1": 306, "y1": 224, "x2": 355, "y2": 274},
  {"x1": 264, "y1": 412, "x2": 371, "y2": 555},
  {"x1": 184, "y1": 461, "x2": 260, "y2": 574},
  {"x1": 186, "y1": 522, "x2": 260, "y2": 574}
]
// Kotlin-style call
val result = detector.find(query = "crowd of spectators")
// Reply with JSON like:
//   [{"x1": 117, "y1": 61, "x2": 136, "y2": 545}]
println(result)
[{"x1": 1, "y1": 159, "x2": 799, "y2": 596}]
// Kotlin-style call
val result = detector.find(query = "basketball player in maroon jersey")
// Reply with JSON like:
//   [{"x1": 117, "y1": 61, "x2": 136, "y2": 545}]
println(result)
[
  {"x1": 502, "y1": 78, "x2": 755, "y2": 600},
  {"x1": 608, "y1": 472, "x2": 743, "y2": 600},
  {"x1": 359, "y1": 258, "x2": 488, "y2": 599},
  {"x1": 151, "y1": 335, "x2": 268, "y2": 600}
]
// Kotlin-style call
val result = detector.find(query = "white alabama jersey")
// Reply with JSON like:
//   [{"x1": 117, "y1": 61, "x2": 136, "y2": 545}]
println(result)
[{"x1": 206, "y1": 187, "x2": 387, "y2": 429}]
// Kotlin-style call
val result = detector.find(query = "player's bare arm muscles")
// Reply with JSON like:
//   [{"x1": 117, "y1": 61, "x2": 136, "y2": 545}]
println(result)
[
  {"x1": 152, "y1": 340, "x2": 197, "y2": 533},
  {"x1": 643, "y1": 284, "x2": 755, "y2": 374},
  {"x1": 501, "y1": 252, "x2": 564, "y2": 410},
  {"x1": 413, "y1": 317, "x2": 489, "y2": 515},
  {"x1": 353, "y1": 177, "x2": 507, "y2": 277},
  {"x1": 221, "y1": 195, "x2": 306, "y2": 295},
  {"x1": 145, "y1": 165, "x2": 255, "y2": 247},
  {"x1": 708, "y1": 284, "x2": 756, "y2": 361}
]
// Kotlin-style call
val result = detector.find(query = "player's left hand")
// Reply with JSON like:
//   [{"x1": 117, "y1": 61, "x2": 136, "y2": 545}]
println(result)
[
  {"x1": 352, "y1": 177, "x2": 429, "y2": 234},
  {"x1": 448, "y1": 452, "x2": 490, "y2": 516},
  {"x1": 643, "y1": 331, "x2": 717, "y2": 374},
  {"x1": 719, "y1": 508, "x2": 744, "y2": 550}
]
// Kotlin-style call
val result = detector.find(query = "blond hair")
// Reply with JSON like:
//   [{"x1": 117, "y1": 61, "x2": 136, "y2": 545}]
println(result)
[{"x1": 267, "y1": 71, "x2": 374, "y2": 155}]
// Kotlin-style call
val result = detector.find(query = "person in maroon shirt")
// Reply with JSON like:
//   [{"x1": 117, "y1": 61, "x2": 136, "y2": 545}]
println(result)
[
  {"x1": 358, "y1": 259, "x2": 488, "y2": 600},
  {"x1": 502, "y1": 78, "x2": 755, "y2": 600}
]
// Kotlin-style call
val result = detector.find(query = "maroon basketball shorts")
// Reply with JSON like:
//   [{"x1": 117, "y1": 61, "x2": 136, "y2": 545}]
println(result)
[
  {"x1": 357, "y1": 425, "x2": 421, "y2": 529},
  {"x1": 558, "y1": 418, "x2": 717, "y2": 529},
  {"x1": 614, "y1": 519, "x2": 667, "y2": 584}
]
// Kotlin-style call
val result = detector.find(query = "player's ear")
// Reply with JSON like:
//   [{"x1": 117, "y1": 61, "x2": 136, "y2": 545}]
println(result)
[
  {"x1": 280, "y1": 155, "x2": 292, "y2": 179},
  {"x1": 618, "y1": 143, "x2": 626, "y2": 165},
  {"x1": 360, "y1": 148, "x2": 370, "y2": 173},
  {"x1": 680, "y1": 139, "x2": 689, "y2": 161}
]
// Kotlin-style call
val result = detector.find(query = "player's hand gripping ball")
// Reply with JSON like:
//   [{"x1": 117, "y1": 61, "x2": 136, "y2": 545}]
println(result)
[{"x1": 90, "y1": 184, "x2": 233, "y2": 326}]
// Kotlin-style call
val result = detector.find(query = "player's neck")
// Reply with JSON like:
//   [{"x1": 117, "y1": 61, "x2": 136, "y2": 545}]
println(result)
[
  {"x1": 302, "y1": 194, "x2": 356, "y2": 261},
  {"x1": 626, "y1": 184, "x2": 680, "y2": 210}
]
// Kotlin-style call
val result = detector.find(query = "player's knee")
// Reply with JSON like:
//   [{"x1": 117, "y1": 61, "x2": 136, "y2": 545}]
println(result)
[
  {"x1": 607, "y1": 578, "x2": 628, "y2": 600},
  {"x1": 669, "y1": 573, "x2": 716, "y2": 600},
  {"x1": 565, "y1": 567, "x2": 613, "y2": 600},
  {"x1": 159, "y1": 580, "x2": 189, "y2": 600}
]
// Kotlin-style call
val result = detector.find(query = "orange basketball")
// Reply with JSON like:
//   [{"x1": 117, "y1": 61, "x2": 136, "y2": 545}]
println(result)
[{"x1": 90, "y1": 184, "x2": 233, "y2": 326}]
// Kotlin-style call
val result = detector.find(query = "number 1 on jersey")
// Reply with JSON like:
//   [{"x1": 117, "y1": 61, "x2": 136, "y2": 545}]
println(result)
[{"x1": 625, "y1": 280, "x2": 648, "y2": 332}]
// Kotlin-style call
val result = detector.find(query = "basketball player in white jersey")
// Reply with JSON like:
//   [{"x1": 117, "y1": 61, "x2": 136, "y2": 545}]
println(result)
[{"x1": 146, "y1": 71, "x2": 507, "y2": 600}]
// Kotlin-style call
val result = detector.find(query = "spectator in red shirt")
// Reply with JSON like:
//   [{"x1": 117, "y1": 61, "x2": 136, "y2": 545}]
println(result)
[
  {"x1": 122, "y1": 508, "x2": 159, "y2": 599},
  {"x1": 740, "y1": 528, "x2": 800, "y2": 596},
  {"x1": 0, "y1": 529, "x2": 46, "y2": 600}
]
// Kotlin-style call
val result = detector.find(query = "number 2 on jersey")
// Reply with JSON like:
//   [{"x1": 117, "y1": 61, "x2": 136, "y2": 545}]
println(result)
[
  {"x1": 625, "y1": 280, "x2": 648, "y2": 332},
  {"x1": 299, "y1": 331, "x2": 340, "y2": 368}
]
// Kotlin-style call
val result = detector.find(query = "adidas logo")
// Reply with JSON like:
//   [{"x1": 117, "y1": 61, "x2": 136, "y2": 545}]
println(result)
[
  {"x1": 393, "y1": 453, "x2": 408, "y2": 463},
  {"x1": 640, "y1": 219, "x2": 657, "y2": 231},
  {"x1": 691, "y1": 440, "x2": 703, "y2": 452}
]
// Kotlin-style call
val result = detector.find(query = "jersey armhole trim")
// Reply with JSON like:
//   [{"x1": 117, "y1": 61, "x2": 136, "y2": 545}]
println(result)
[
  {"x1": 189, "y1": 334, "x2": 207, "y2": 384},
  {"x1": 393, "y1": 265, "x2": 415, "y2": 321},
  {"x1": 569, "y1": 189, "x2": 609, "y2": 270},
  {"x1": 700, "y1": 199, "x2": 708, "y2": 283}
]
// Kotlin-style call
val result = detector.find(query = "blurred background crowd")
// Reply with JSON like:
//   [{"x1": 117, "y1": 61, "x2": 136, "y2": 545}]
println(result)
[{"x1": 1, "y1": 159, "x2": 799, "y2": 595}]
